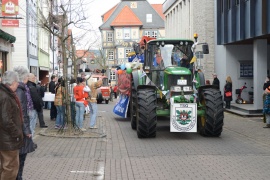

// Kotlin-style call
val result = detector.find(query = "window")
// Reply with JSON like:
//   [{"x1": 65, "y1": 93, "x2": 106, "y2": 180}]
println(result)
[
  {"x1": 108, "y1": 51, "x2": 114, "y2": 61},
  {"x1": 107, "y1": 32, "x2": 113, "y2": 42},
  {"x1": 124, "y1": 29, "x2": 130, "y2": 39},
  {"x1": 146, "y1": 14, "x2": 152, "y2": 23},
  {"x1": 125, "y1": 49, "x2": 132, "y2": 58},
  {"x1": 152, "y1": 31, "x2": 157, "y2": 38},
  {"x1": 145, "y1": 31, "x2": 151, "y2": 37},
  {"x1": 239, "y1": 61, "x2": 253, "y2": 78},
  {"x1": 110, "y1": 71, "x2": 116, "y2": 80}
]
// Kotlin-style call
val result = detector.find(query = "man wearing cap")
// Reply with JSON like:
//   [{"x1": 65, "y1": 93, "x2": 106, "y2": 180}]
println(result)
[{"x1": 212, "y1": 73, "x2": 220, "y2": 90}]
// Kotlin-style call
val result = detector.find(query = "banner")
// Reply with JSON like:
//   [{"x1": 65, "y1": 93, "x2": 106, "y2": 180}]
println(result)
[
  {"x1": 113, "y1": 94, "x2": 130, "y2": 118},
  {"x1": 1, "y1": 0, "x2": 19, "y2": 27},
  {"x1": 2, "y1": 0, "x2": 19, "y2": 16}
]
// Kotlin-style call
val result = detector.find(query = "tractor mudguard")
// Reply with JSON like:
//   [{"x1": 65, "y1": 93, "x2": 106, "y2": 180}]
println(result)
[
  {"x1": 137, "y1": 84, "x2": 156, "y2": 91},
  {"x1": 131, "y1": 70, "x2": 144, "y2": 90}
]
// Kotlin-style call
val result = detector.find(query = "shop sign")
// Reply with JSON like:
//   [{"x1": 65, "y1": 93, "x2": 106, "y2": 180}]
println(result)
[
  {"x1": 2, "y1": 19, "x2": 19, "y2": 27},
  {"x1": 2, "y1": 0, "x2": 19, "y2": 16}
]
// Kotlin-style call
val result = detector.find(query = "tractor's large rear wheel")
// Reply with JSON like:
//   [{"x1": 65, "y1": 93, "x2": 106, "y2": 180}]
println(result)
[
  {"x1": 198, "y1": 88, "x2": 224, "y2": 137},
  {"x1": 130, "y1": 80, "x2": 137, "y2": 129},
  {"x1": 136, "y1": 88, "x2": 157, "y2": 138}
]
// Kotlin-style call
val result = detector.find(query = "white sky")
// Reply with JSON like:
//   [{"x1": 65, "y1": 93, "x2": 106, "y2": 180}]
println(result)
[{"x1": 73, "y1": 0, "x2": 166, "y2": 49}]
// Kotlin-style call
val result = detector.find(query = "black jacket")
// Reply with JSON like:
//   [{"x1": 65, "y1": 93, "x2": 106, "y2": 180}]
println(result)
[
  {"x1": 212, "y1": 78, "x2": 220, "y2": 89},
  {"x1": 27, "y1": 81, "x2": 43, "y2": 112},
  {"x1": 49, "y1": 81, "x2": 56, "y2": 94},
  {"x1": 0, "y1": 84, "x2": 24, "y2": 151},
  {"x1": 263, "y1": 81, "x2": 270, "y2": 90},
  {"x1": 224, "y1": 82, "x2": 233, "y2": 101}
]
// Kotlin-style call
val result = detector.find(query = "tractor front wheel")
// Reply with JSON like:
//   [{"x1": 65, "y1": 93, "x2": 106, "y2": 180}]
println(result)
[
  {"x1": 136, "y1": 88, "x2": 157, "y2": 138},
  {"x1": 198, "y1": 88, "x2": 224, "y2": 137}
]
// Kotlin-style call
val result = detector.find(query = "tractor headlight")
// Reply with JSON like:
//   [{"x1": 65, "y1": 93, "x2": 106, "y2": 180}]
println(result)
[
  {"x1": 183, "y1": 86, "x2": 192, "y2": 92},
  {"x1": 170, "y1": 86, "x2": 181, "y2": 92}
]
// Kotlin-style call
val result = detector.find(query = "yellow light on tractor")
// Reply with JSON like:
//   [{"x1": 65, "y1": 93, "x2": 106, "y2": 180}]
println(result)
[{"x1": 194, "y1": 33, "x2": 198, "y2": 42}]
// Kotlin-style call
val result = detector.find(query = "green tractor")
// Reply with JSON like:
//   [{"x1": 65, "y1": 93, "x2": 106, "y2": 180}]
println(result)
[{"x1": 128, "y1": 35, "x2": 224, "y2": 138}]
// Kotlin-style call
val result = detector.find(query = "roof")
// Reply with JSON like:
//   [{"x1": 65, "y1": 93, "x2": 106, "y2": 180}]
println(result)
[
  {"x1": 111, "y1": 5, "x2": 143, "y2": 26},
  {"x1": 151, "y1": 4, "x2": 165, "y2": 19},
  {"x1": 102, "y1": 5, "x2": 118, "y2": 22},
  {"x1": 99, "y1": 0, "x2": 164, "y2": 30},
  {"x1": 76, "y1": 50, "x2": 95, "y2": 59}
]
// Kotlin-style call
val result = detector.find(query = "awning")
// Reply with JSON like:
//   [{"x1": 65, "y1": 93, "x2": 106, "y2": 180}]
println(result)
[
  {"x1": 39, "y1": 67, "x2": 49, "y2": 71},
  {"x1": 0, "y1": 30, "x2": 16, "y2": 43}
]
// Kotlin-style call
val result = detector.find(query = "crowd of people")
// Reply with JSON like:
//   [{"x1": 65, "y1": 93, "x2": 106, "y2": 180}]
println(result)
[{"x1": 0, "y1": 68, "x2": 104, "y2": 179}]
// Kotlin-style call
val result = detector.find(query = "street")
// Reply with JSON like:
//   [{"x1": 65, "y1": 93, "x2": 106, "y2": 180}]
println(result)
[{"x1": 24, "y1": 102, "x2": 270, "y2": 180}]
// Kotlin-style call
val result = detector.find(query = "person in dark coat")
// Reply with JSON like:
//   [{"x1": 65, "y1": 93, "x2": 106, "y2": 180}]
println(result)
[
  {"x1": 0, "y1": 71, "x2": 24, "y2": 180},
  {"x1": 224, "y1": 76, "x2": 233, "y2": 109},
  {"x1": 263, "y1": 76, "x2": 270, "y2": 128},
  {"x1": 27, "y1": 73, "x2": 43, "y2": 136},
  {"x1": 49, "y1": 75, "x2": 57, "y2": 120},
  {"x1": 36, "y1": 81, "x2": 48, "y2": 128},
  {"x1": 212, "y1": 73, "x2": 220, "y2": 90},
  {"x1": 13, "y1": 66, "x2": 36, "y2": 180}
]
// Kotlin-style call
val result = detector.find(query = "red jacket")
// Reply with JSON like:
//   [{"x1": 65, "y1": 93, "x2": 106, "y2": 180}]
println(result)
[{"x1": 73, "y1": 85, "x2": 88, "y2": 106}]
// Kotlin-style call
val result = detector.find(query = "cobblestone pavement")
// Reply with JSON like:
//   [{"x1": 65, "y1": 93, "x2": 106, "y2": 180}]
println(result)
[{"x1": 22, "y1": 103, "x2": 270, "y2": 180}]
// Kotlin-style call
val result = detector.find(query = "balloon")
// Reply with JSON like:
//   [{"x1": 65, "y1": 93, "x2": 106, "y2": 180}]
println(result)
[
  {"x1": 125, "y1": 63, "x2": 131, "y2": 69},
  {"x1": 126, "y1": 68, "x2": 132, "y2": 74},
  {"x1": 120, "y1": 64, "x2": 126, "y2": 70},
  {"x1": 118, "y1": 69, "x2": 123, "y2": 74}
]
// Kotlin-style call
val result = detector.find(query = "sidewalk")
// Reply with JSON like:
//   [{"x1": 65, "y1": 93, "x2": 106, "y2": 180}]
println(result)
[
  {"x1": 36, "y1": 109, "x2": 106, "y2": 138},
  {"x1": 25, "y1": 108, "x2": 108, "y2": 180}
]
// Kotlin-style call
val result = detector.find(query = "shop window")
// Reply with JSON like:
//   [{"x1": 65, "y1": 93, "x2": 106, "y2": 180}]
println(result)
[{"x1": 239, "y1": 61, "x2": 253, "y2": 78}]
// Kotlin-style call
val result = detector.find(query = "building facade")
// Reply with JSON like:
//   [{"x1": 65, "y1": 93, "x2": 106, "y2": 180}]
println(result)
[
  {"x1": 216, "y1": 0, "x2": 270, "y2": 109},
  {"x1": 38, "y1": 0, "x2": 50, "y2": 84},
  {"x1": 163, "y1": 0, "x2": 216, "y2": 81},
  {"x1": 99, "y1": 0, "x2": 165, "y2": 84}
]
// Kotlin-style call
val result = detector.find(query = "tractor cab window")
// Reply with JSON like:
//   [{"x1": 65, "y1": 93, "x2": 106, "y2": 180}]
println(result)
[
  {"x1": 102, "y1": 78, "x2": 108, "y2": 86},
  {"x1": 151, "y1": 44, "x2": 192, "y2": 70}
]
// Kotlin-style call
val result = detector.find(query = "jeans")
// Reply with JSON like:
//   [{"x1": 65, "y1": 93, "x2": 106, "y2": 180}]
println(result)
[
  {"x1": 89, "y1": 102, "x2": 98, "y2": 127},
  {"x1": 266, "y1": 114, "x2": 270, "y2": 124},
  {"x1": 56, "y1": 105, "x2": 65, "y2": 127},
  {"x1": 28, "y1": 109, "x2": 37, "y2": 136},
  {"x1": 47, "y1": 102, "x2": 51, "y2": 109},
  {"x1": 75, "y1": 102, "x2": 85, "y2": 128}
]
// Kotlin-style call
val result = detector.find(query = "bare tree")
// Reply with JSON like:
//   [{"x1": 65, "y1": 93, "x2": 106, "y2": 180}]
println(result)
[{"x1": 37, "y1": 0, "x2": 100, "y2": 134}]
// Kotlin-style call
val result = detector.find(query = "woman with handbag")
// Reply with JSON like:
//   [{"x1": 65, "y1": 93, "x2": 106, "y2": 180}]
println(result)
[
  {"x1": 13, "y1": 66, "x2": 36, "y2": 180},
  {"x1": 224, "y1": 76, "x2": 233, "y2": 109}
]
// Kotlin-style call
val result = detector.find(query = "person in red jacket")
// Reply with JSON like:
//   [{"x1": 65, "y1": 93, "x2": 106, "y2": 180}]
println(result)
[{"x1": 73, "y1": 77, "x2": 90, "y2": 131}]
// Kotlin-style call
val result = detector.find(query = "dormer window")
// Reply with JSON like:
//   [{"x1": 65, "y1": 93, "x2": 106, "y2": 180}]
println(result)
[{"x1": 146, "y1": 14, "x2": 152, "y2": 23}]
